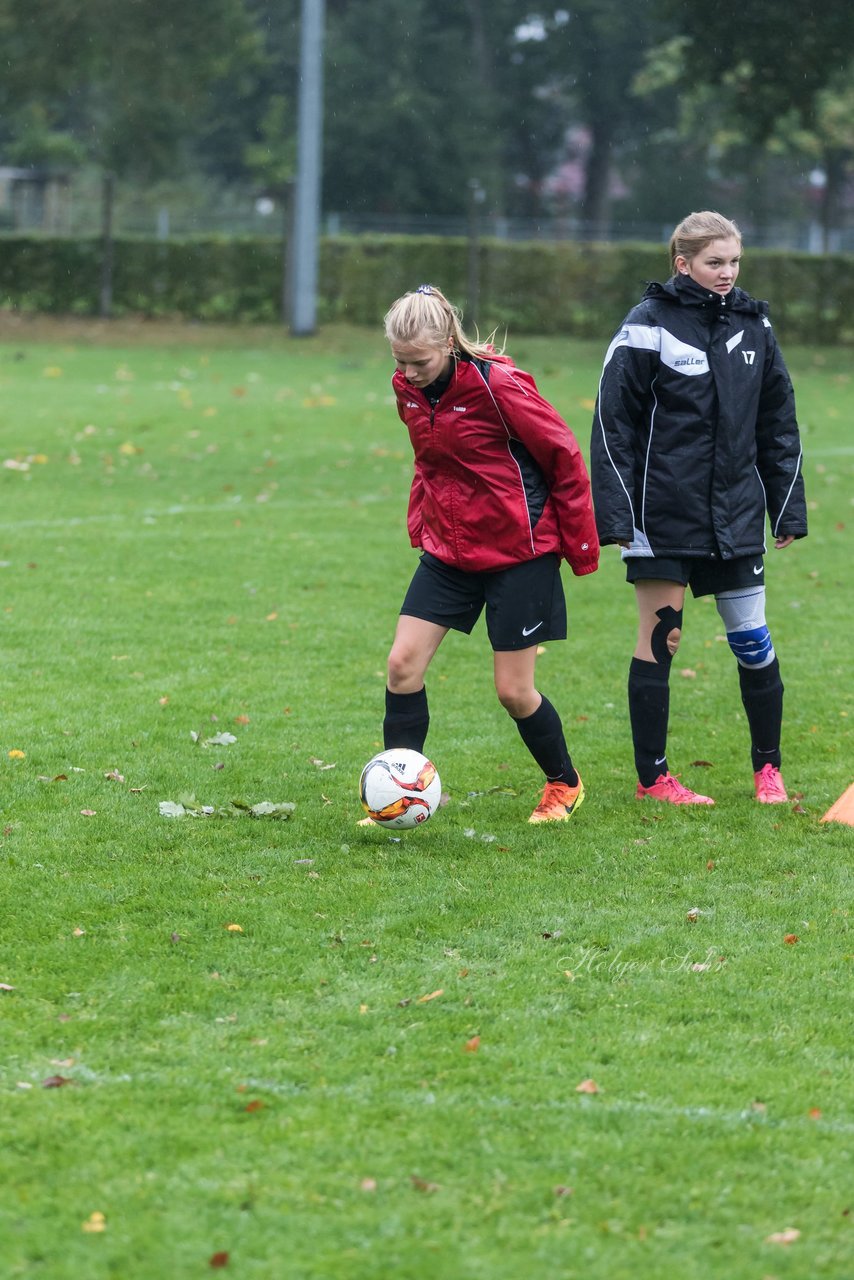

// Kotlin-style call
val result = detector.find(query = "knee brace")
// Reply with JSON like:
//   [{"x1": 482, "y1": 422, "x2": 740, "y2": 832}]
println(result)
[
  {"x1": 715, "y1": 586, "x2": 775, "y2": 668},
  {"x1": 650, "y1": 605, "x2": 683, "y2": 666}
]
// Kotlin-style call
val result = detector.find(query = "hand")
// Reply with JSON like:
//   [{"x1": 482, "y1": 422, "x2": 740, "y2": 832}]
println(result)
[{"x1": 774, "y1": 535, "x2": 795, "y2": 550}]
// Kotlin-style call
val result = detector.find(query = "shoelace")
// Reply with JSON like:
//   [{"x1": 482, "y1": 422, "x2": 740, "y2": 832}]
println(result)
[{"x1": 758, "y1": 766, "x2": 786, "y2": 798}]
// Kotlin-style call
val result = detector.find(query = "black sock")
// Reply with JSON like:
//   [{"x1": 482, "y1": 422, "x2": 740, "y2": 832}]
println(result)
[
  {"x1": 513, "y1": 695, "x2": 578, "y2": 787},
  {"x1": 739, "y1": 657, "x2": 784, "y2": 771},
  {"x1": 629, "y1": 657, "x2": 670, "y2": 787},
  {"x1": 383, "y1": 687, "x2": 429, "y2": 752}
]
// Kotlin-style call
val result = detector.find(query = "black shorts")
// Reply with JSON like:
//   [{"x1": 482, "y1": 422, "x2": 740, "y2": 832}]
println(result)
[
  {"x1": 625, "y1": 554, "x2": 765, "y2": 599},
  {"x1": 400, "y1": 551, "x2": 567, "y2": 651}
]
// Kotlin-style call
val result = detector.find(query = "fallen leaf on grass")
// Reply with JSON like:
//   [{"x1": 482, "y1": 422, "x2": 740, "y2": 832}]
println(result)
[
  {"x1": 225, "y1": 923, "x2": 243, "y2": 933},
  {"x1": 72, "y1": 927, "x2": 86, "y2": 937},
  {"x1": 360, "y1": 1178, "x2": 377, "y2": 1192},
  {"x1": 417, "y1": 989, "x2": 444, "y2": 1004},
  {"x1": 679, "y1": 668, "x2": 697, "y2": 679},
  {"x1": 209, "y1": 1253, "x2": 230, "y2": 1269},
  {"x1": 80, "y1": 810, "x2": 97, "y2": 817},
  {"x1": 104, "y1": 770, "x2": 125, "y2": 783},
  {"x1": 159, "y1": 796, "x2": 294, "y2": 820},
  {"x1": 765, "y1": 1227, "x2": 800, "y2": 1245},
  {"x1": 191, "y1": 730, "x2": 238, "y2": 748},
  {"x1": 42, "y1": 1075, "x2": 74, "y2": 1088},
  {"x1": 81, "y1": 1212, "x2": 106, "y2": 1233},
  {"x1": 8, "y1": 749, "x2": 25, "y2": 759},
  {"x1": 244, "y1": 1099, "x2": 264, "y2": 1112},
  {"x1": 784, "y1": 934, "x2": 799, "y2": 944},
  {"x1": 309, "y1": 757, "x2": 337, "y2": 771},
  {"x1": 464, "y1": 1035, "x2": 480, "y2": 1053},
  {"x1": 575, "y1": 1078, "x2": 601, "y2": 1094},
  {"x1": 0, "y1": 983, "x2": 15, "y2": 992},
  {"x1": 808, "y1": 1107, "x2": 822, "y2": 1120},
  {"x1": 554, "y1": 1186, "x2": 574, "y2": 1197},
  {"x1": 410, "y1": 1176, "x2": 440, "y2": 1193},
  {"x1": 690, "y1": 760, "x2": 714, "y2": 768}
]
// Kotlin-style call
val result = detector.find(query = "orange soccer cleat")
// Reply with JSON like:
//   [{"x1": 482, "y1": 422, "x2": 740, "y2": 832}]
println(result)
[{"x1": 529, "y1": 776, "x2": 585, "y2": 824}]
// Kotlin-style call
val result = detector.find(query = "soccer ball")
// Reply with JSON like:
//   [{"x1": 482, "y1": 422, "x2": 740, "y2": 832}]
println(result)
[{"x1": 359, "y1": 748, "x2": 442, "y2": 829}]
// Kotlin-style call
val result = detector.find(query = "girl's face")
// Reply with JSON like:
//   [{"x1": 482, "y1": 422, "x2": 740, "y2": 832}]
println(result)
[
  {"x1": 391, "y1": 337, "x2": 454, "y2": 388},
  {"x1": 676, "y1": 236, "x2": 741, "y2": 296}
]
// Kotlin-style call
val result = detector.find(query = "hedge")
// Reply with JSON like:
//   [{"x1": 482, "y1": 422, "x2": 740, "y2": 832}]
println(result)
[{"x1": 1, "y1": 233, "x2": 853, "y2": 344}]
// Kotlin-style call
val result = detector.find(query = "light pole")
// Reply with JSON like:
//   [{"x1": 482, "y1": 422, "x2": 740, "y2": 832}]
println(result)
[{"x1": 290, "y1": 0, "x2": 325, "y2": 335}]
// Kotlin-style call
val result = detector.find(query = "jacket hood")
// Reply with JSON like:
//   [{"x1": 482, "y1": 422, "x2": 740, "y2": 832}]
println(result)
[{"x1": 642, "y1": 275, "x2": 769, "y2": 318}]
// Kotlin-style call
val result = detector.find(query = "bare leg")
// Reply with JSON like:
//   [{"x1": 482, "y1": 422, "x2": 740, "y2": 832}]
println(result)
[
  {"x1": 493, "y1": 645, "x2": 540, "y2": 720},
  {"x1": 387, "y1": 615, "x2": 448, "y2": 693}
]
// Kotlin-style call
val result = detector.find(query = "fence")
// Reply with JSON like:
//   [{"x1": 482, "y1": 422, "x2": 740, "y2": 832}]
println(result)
[{"x1": 2, "y1": 177, "x2": 852, "y2": 254}]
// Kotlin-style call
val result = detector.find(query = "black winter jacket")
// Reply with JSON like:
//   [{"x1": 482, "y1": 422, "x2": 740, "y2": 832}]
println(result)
[{"x1": 590, "y1": 275, "x2": 807, "y2": 559}]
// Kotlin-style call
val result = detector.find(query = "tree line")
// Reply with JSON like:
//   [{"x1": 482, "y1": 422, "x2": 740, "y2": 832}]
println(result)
[{"x1": 0, "y1": 0, "x2": 852, "y2": 242}]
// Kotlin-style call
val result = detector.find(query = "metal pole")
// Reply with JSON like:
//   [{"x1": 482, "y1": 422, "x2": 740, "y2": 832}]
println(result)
[
  {"x1": 467, "y1": 179, "x2": 485, "y2": 331},
  {"x1": 290, "y1": 0, "x2": 325, "y2": 335},
  {"x1": 281, "y1": 179, "x2": 295, "y2": 324}
]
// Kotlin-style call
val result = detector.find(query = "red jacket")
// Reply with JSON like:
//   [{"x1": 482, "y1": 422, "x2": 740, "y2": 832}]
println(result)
[{"x1": 393, "y1": 354, "x2": 599, "y2": 575}]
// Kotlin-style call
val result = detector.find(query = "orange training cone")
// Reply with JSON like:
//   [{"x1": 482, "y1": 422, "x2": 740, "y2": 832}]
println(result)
[{"x1": 820, "y1": 782, "x2": 854, "y2": 826}]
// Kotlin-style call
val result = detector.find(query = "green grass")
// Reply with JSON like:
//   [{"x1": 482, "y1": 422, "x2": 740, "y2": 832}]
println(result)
[{"x1": 1, "y1": 316, "x2": 852, "y2": 1279}]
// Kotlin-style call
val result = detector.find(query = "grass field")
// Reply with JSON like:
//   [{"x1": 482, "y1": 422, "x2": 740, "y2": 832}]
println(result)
[{"x1": 1, "y1": 314, "x2": 852, "y2": 1279}]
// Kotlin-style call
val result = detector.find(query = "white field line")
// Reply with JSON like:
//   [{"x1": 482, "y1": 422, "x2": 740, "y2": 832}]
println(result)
[
  {"x1": 8, "y1": 1064, "x2": 854, "y2": 1135},
  {"x1": 0, "y1": 496, "x2": 375, "y2": 533},
  {"x1": 807, "y1": 445, "x2": 854, "y2": 457}
]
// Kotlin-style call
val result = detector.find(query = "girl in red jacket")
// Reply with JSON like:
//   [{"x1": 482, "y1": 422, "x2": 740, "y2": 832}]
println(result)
[{"x1": 377, "y1": 284, "x2": 599, "y2": 824}]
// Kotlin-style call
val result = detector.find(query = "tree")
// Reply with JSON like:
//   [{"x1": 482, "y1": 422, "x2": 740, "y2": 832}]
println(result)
[
  {"x1": 638, "y1": 1, "x2": 854, "y2": 241},
  {"x1": 493, "y1": 2, "x2": 667, "y2": 235},
  {"x1": 654, "y1": 0, "x2": 854, "y2": 145},
  {"x1": 0, "y1": 0, "x2": 258, "y2": 309}
]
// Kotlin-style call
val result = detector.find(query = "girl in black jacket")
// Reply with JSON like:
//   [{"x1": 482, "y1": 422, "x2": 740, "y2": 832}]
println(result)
[{"x1": 591, "y1": 211, "x2": 807, "y2": 806}]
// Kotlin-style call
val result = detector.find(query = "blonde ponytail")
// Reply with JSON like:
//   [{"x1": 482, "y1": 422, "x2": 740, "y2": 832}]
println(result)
[{"x1": 384, "y1": 284, "x2": 503, "y2": 360}]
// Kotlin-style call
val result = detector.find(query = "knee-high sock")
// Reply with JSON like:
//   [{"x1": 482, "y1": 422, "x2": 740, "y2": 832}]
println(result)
[
  {"x1": 629, "y1": 657, "x2": 670, "y2": 786},
  {"x1": 513, "y1": 695, "x2": 578, "y2": 786},
  {"x1": 738, "y1": 656, "x2": 784, "y2": 771},
  {"x1": 383, "y1": 686, "x2": 429, "y2": 752}
]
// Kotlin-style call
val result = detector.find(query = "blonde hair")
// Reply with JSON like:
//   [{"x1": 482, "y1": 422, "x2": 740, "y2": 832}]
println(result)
[
  {"x1": 383, "y1": 285, "x2": 502, "y2": 360},
  {"x1": 669, "y1": 211, "x2": 742, "y2": 275}
]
